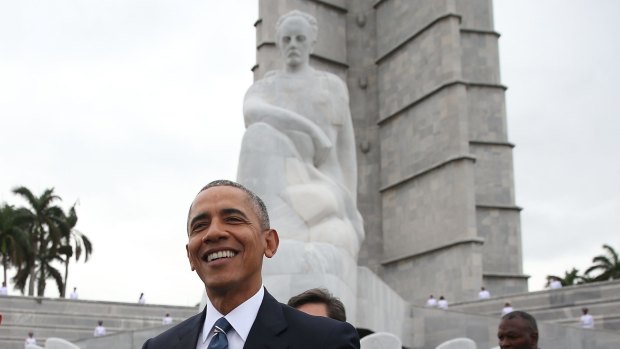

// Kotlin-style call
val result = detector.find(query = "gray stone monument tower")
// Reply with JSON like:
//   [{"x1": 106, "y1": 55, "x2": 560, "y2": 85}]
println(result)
[{"x1": 252, "y1": 0, "x2": 528, "y2": 304}]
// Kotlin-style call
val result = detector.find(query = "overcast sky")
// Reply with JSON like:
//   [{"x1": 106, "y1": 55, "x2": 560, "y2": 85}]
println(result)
[{"x1": 0, "y1": 1, "x2": 618, "y2": 307}]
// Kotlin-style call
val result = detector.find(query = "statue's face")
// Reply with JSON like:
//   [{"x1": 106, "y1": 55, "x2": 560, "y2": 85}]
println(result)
[{"x1": 277, "y1": 16, "x2": 314, "y2": 68}]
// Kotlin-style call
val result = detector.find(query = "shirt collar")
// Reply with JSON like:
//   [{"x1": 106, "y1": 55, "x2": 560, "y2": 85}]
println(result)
[{"x1": 200, "y1": 286, "x2": 265, "y2": 344}]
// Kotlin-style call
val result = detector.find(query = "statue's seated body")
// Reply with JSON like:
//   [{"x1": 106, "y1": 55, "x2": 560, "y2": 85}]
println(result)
[{"x1": 236, "y1": 10, "x2": 364, "y2": 316}]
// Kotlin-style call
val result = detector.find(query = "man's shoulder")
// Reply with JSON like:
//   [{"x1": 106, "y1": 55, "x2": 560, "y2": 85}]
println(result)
[{"x1": 279, "y1": 303, "x2": 359, "y2": 346}]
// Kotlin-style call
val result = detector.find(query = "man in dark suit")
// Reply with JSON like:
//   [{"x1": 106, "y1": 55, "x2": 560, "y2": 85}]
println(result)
[{"x1": 142, "y1": 180, "x2": 359, "y2": 349}]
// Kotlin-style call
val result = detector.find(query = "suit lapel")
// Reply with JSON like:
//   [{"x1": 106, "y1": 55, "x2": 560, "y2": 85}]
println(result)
[
  {"x1": 244, "y1": 289, "x2": 289, "y2": 349},
  {"x1": 173, "y1": 306, "x2": 206, "y2": 349}
]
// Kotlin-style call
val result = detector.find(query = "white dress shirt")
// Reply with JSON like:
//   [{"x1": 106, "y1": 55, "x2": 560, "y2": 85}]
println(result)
[
  {"x1": 425, "y1": 298, "x2": 437, "y2": 307},
  {"x1": 501, "y1": 306, "x2": 514, "y2": 316},
  {"x1": 94, "y1": 325, "x2": 106, "y2": 336},
  {"x1": 580, "y1": 314, "x2": 594, "y2": 329},
  {"x1": 198, "y1": 286, "x2": 264, "y2": 349},
  {"x1": 550, "y1": 280, "x2": 562, "y2": 289},
  {"x1": 478, "y1": 290, "x2": 490, "y2": 299}
]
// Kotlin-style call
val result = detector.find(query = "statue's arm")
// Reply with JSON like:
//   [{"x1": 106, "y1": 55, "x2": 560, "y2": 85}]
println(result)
[
  {"x1": 331, "y1": 76, "x2": 358, "y2": 202},
  {"x1": 243, "y1": 83, "x2": 332, "y2": 165}
]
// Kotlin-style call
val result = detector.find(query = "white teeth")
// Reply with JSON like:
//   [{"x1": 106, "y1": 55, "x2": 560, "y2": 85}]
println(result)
[{"x1": 207, "y1": 250, "x2": 236, "y2": 262}]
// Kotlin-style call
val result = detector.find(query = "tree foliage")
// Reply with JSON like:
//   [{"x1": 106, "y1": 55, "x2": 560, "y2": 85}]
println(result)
[
  {"x1": 545, "y1": 268, "x2": 591, "y2": 287},
  {"x1": 585, "y1": 244, "x2": 620, "y2": 281},
  {"x1": 545, "y1": 244, "x2": 619, "y2": 288},
  {"x1": 2, "y1": 186, "x2": 93, "y2": 297}
]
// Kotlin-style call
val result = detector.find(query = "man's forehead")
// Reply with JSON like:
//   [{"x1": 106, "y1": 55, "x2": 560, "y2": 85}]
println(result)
[
  {"x1": 499, "y1": 318, "x2": 528, "y2": 331},
  {"x1": 192, "y1": 186, "x2": 247, "y2": 207},
  {"x1": 189, "y1": 185, "x2": 253, "y2": 216}
]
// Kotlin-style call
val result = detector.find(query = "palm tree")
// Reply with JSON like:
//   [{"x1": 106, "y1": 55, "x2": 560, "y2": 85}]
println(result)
[
  {"x1": 545, "y1": 267, "x2": 591, "y2": 287},
  {"x1": 0, "y1": 204, "x2": 30, "y2": 285},
  {"x1": 55, "y1": 205, "x2": 92, "y2": 297},
  {"x1": 585, "y1": 244, "x2": 620, "y2": 282},
  {"x1": 12, "y1": 186, "x2": 65, "y2": 296}
]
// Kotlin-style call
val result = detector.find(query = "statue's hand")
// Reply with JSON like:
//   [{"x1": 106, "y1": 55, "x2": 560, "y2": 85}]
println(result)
[{"x1": 313, "y1": 131, "x2": 332, "y2": 166}]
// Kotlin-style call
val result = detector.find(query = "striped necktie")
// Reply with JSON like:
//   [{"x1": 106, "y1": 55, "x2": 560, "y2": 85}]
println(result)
[{"x1": 207, "y1": 317, "x2": 232, "y2": 349}]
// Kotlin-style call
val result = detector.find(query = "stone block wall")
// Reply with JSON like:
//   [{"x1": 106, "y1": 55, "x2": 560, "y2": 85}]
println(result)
[{"x1": 255, "y1": 0, "x2": 527, "y2": 307}]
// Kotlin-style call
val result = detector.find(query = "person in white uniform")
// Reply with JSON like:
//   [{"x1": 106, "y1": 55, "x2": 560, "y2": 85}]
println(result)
[
  {"x1": 69, "y1": 287, "x2": 79, "y2": 300},
  {"x1": 501, "y1": 302, "x2": 514, "y2": 316},
  {"x1": 478, "y1": 286, "x2": 491, "y2": 299},
  {"x1": 94, "y1": 320, "x2": 107, "y2": 337},
  {"x1": 25, "y1": 332, "x2": 37, "y2": 345},
  {"x1": 425, "y1": 295, "x2": 437, "y2": 307},
  {"x1": 162, "y1": 313, "x2": 173, "y2": 325},
  {"x1": 580, "y1": 308, "x2": 594, "y2": 329},
  {"x1": 437, "y1": 296, "x2": 448, "y2": 310}
]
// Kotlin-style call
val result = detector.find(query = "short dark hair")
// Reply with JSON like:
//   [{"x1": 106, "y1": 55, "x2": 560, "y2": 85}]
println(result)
[
  {"x1": 187, "y1": 179, "x2": 270, "y2": 232},
  {"x1": 502, "y1": 310, "x2": 538, "y2": 334},
  {"x1": 288, "y1": 288, "x2": 346, "y2": 321}
]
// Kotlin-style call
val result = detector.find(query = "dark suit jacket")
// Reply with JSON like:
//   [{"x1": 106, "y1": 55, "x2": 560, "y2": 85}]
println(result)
[{"x1": 142, "y1": 289, "x2": 360, "y2": 349}]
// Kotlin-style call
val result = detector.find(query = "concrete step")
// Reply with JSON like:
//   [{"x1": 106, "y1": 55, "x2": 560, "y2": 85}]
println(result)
[
  {"x1": 3, "y1": 337, "x2": 35, "y2": 349},
  {"x1": 450, "y1": 280, "x2": 620, "y2": 315},
  {"x1": 2, "y1": 308, "x2": 183, "y2": 328},
  {"x1": 526, "y1": 298, "x2": 620, "y2": 321},
  {"x1": 0, "y1": 323, "x2": 119, "y2": 341},
  {"x1": 0, "y1": 295, "x2": 198, "y2": 318},
  {"x1": 0, "y1": 295, "x2": 199, "y2": 349},
  {"x1": 553, "y1": 313, "x2": 620, "y2": 331}
]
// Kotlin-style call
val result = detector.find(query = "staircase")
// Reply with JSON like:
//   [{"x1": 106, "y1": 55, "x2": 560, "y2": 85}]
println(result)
[
  {"x1": 449, "y1": 279, "x2": 620, "y2": 331},
  {"x1": 0, "y1": 295, "x2": 199, "y2": 349}
]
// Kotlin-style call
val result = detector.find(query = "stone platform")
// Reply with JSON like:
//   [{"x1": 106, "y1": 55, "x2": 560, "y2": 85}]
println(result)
[
  {"x1": 450, "y1": 279, "x2": 620, "y2": 331},
  {"x1": 0, "y1": 295, "x2": 198, "y2": 349}
]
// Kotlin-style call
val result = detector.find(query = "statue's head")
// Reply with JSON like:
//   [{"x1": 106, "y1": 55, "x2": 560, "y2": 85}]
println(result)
[{"x1": 275, "y1": 10, "x2": 318, "y2": 69}]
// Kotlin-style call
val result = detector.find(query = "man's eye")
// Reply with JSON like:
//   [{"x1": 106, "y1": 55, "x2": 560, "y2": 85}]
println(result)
[
  {"x1": 283, "y1": 37, "x2": 291, "y2": 43},
  {"x1": 226, "y1": 216, "x2": 243, "y2": 223},
  {"x1": 192, "y1": 223, "x2": 207, "y2": 231},
  {"x1": 297, "y1": 35, "x2": 306, "y2": 42}
]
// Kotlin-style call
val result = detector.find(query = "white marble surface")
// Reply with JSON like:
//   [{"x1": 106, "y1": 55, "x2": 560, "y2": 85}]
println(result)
[
  {"x1": 360, "y1": 332, "x2": 402, "y2": 349},
  {"x1": 237, "y1": 10, "x2": 364, "y2": 320},
  {"x1": 45, "y1": 338, "x2": 81, "y2": 349},
  {"x1": 435, "y1": 338, "x2": 477, "y2": 349},
  {"x1": 237, "y1": 10, "x2": 363, "y2": 259}
]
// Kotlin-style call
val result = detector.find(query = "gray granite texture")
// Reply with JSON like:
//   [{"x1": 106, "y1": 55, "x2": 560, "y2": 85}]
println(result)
[{"x1": 255, "y1": 0, "x2": 527, "y2": 311}]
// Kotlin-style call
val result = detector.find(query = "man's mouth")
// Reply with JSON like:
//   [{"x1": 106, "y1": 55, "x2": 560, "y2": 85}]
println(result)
[{"x1": 206, "y1": 250, "x2": 237, "y2": 262}]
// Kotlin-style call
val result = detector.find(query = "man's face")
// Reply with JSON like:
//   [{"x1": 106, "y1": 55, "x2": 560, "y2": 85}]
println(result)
[
  {"x1": 186, "y1": 186, "x2": 278, "y2": 299},
  {"x1": 497, "y1": 317, "x2": 538, "y2": 349},
  {"x1": 277, "y1": 16, "x2": 314, "y2": 68},
  {"x1": 296, "y1": 302, "x2": 329, "y2": 318}
]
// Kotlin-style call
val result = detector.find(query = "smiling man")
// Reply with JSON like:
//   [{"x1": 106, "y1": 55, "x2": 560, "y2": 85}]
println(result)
[
  {"x1": 142, "y1": 179, "x2": 360, "y2": 349},
  {"x1": 497, "y1": 311, "x2": 539, "y2": 349}
]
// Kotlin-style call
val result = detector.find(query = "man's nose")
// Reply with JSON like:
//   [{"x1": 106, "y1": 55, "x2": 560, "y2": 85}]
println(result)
[{"x1": 202, "y1": 220, "x2": 227, "y2": 243}]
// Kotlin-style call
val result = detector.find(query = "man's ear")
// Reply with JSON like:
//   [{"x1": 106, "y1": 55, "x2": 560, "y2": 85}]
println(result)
[
  {"x1": 264, "y1": 229, "x2": 279, "y2": 258},
  {"x1": 531, "y1": 332, "x2": 539, "y2": 347},
  {"x1": 186, "y1": 244, "x2": 195, "y2": 271}
]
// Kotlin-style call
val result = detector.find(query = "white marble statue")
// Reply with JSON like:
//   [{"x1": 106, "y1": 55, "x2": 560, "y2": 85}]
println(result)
[
  {"x1": 435, "y1": 338, "x2": 477, "y2": 349},
  {"x1": 45, "y1": 338, "x2": 81, "y2": 349},
  {"x1": 360, "y1": 332, "x2": 402, "y2": 349},
  {"x1": 236, "y1": 10, "x2": 364, "y2": 319},
  {"x1": 238, "y1": 10, "x2": 363, "y2": 258}
]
